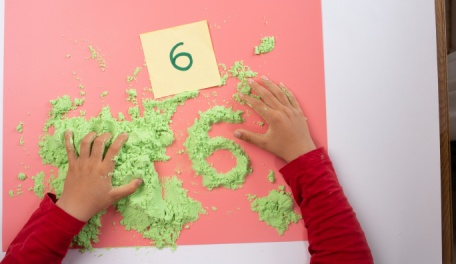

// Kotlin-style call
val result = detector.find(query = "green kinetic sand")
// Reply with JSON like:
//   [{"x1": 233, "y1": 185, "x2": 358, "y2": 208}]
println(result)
[
  {"x1": 126, "y1": 89, "x2": 137, "y2": 104},
  {"x1": 184, "y1": 106, "x2": 252, "y2": 190},
  {"x1": 216, "y1": 60, "x2": 261, "y2": 101},
  {"x1": 88, "y1": 45, "x2": 106, "y2": 71},
  {"x1": 220, "y1": 74, "x2": 229, "y2": 86},
  {"x1": 249, "y1": 186, "x2": 301, "y2": 235},
  {"x1": 32, "y1": 171, "x2": 45, "y2": 199},
  {"x1": 38, "y1": 91, "x2": 205, "y2": 250},
  {"x1": 267, "y1": 170, "x2": 275, "y2": 183},
  {"x1": 16, "y1": 122, "x2": 23, "y2": 133},
  {"x1": 254, "y1": 36, "x2": 275, "y2": 55},
  {"x1": 126, "y1": 67, "x2": 142, "y2": 82},
  {"x1": 18, "y1": 172, "x2": 27, "y2": 181},
  {"x1": 73, "y1": 98, "x2": 85, "y2": 107},
  {"x1": 229, "y1": 61, "x2": 258, "y2": 95}
]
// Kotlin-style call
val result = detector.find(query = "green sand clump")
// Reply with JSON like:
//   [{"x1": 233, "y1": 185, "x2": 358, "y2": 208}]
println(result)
[
  {"x1": 126, "y1": 67, "x2": 142, "y2": 82},
  {"x1": 73, "y1": 210, "x2": 105, "y2": 250},
  {"x1": 229, "y1": 61, "x2": 258, "y2": 95},
  {"x1": 267, "y1": 170, "x2": 275, "y2": 183},
  {"x1": 16, "y1": 122, "x2": 23, "y2": 133},
  {"x1": 18, "y1": 172, "x2": 27, "y2": 181},
  {"x1": 8, "y1": 190, "x2": 14, "y2": 197},
  {"x1": 126, "y1": 89, "x2": 137, "y2": 104},
  {"x1": 49, "y1": 96, "x2": 73, "y2": 120},
  {"x1": 220, "y1": 74, "x2": 229, "y2": 86},
  {"x1": 249, "y1": 186, "x2": 301, "y2": 235},
  {"x1": 38, "y1": 91, "x2": 205, "y2": 250},
  {"x1": 73, "y1": 98, "x2": 85, "y2": 107},
  {"x1": 119, "y1": 176, "x2": 204, "y2": 250},
  {"x1": 254, "y1": 36, "x2": 275, "y2": 55},
  {"x1": 100, "y1": 91, "x2": 109, "y2": 98},
  {"x1": 227, "y1": 61, "x2": 258, "y2": 103},
  {"x1": 32, "y1": 171, "x2": 45, "y2": 199},
  {"x1": 216, "y1": 61, "x2": 260, "y2": 102},
  {"x1": 184, "y1": 106, "x2": 252, "y2": 190}
]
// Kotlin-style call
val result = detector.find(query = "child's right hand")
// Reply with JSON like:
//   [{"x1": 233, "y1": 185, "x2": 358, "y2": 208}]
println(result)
[
  {"x1": 56, "y1": 131, "x2": 143, "y2": 222},
  {"x1": 234, "y1": 76, "x2": 316, "y2": 163}
]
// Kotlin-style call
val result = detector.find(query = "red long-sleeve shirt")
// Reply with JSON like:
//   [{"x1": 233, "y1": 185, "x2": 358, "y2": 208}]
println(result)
[
  {"x1": 2, "y1": 147, "x2": 372, "y2": 263},
  {"x1": 281, "y1": 148, "x2": 373, "y2": 263},
  {"x1": 2, "y1": 194, "x2": 85, "y2": 264}
]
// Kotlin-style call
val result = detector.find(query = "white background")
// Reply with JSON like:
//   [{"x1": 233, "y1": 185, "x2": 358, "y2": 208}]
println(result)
[{"x1": 0, "y1": 0, "x2": 443, "y2": 263}]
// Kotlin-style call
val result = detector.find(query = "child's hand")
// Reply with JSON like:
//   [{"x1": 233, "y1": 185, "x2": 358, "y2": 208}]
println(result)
[
  {"x1": 234, "y1": 76, "x2": 316, "y2": 163},
  {"x1": 56, "y1": 131, "x2": 143, "y2": 222}
]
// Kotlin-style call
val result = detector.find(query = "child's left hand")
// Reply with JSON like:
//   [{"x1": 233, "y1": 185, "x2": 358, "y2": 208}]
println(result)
[{"x1": 56, "y1": 131, "x2": 143, "y2": 222}]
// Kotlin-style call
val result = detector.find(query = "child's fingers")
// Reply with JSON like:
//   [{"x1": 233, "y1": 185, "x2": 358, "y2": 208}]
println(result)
[
  {"x1": 250, "y1": 80, "x2": 283, "y2": 110},
  {"x1": 278, "y1": 82, "x2": 300, "y2": 110},
  {"x1": 234, "y1": 129, "x2": 267, "y2": 150},
  {"x1": 91, "y1": 133, "x2": 112, "y2": 161},
  {"x1": 104, "y1": 133, "x2": 128, "y2": 171},
  {"x1": 79, "y1": 132, "x2": 97, "y2": 160},
  {"x1": 260, "y1": 76, "x2": 292, "y2": 107},
  {"x1": 240, "y1": 93, "x2": 271, "y2": 122},
  {"x1": 110, "y1": 178, "x2": 143, "y2": 202},
  {"x1": 64, "y1": 130, "x2": 77, "y2": 164}
]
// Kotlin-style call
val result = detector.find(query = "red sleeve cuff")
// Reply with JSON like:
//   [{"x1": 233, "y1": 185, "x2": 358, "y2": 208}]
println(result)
[
  {"x1": 42, "y1": 193, "x2": 86, "y2": 235},
  {"x1": 280, "y1": 147, "x2": 328, "y2": 177}
]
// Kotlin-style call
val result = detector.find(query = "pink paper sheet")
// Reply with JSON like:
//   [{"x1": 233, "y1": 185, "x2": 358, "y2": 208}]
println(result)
[{"x1": 3, "y1": 0, "x2": 326, "y2": 250}]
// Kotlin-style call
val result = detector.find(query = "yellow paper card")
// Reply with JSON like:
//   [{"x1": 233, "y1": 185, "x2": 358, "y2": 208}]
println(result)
[{"x1": 140, "y1": 20, "x2": 221, "y2": 98}]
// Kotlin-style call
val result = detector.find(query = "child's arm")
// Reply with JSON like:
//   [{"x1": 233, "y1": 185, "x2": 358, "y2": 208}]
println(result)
[
  {"x1": 1, "y1": 194, "x2": 85, "y2": 264},
  {"x1": 234, "y1": 76, "x2": 373, "y2": 263},
  {"x1": 280, "y1": 148, "x2": 373, "y2": 263},
  {"x1": 2, "y1": 132, "x2": 142, "y2": 263}
]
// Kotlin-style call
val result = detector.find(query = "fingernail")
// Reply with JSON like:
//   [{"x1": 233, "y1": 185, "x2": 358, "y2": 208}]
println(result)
[
  {"x1": 137, "y1": 179, "x2": 144, "y2": 186},
  {"x1": 66, "y1": 130, "x2": 71, "y2": 136},
  {"x1": 248, "y1": 78, "x2": 254, "y2": 84},
  {"x1": 261, "y1": 75, "x2": 268, "y2": 81},
  {"x1": 234, "y1": 131, "x2": 241, "y2": 138},
  {"x1": 279, "y1": 82, "x2": 285, "y2": 87}
]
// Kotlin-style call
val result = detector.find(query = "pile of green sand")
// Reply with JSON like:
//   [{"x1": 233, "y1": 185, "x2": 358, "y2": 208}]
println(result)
[
  {"x1": 40, "y1": 91, "x2": 206, "y2": 250},
  {"x1": 248, "y1": 186, "x2": 301, "y2": 235},
  {"x1": 254, "y1": 36, "x2": 275, "y2": 55}
]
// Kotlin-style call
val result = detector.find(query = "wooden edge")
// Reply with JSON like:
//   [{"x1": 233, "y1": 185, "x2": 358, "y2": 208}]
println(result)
[
  {"x1": 446, "y1": 0, "x2": 452, "y2": 52},
  {"x1": 436, "y1": 0, "x2": 453, "y2": 263}
]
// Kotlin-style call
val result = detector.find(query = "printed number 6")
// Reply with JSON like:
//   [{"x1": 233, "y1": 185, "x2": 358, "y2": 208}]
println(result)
[{"x1": 170, "y1": 42, "x2": 193, "y2": 71}]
